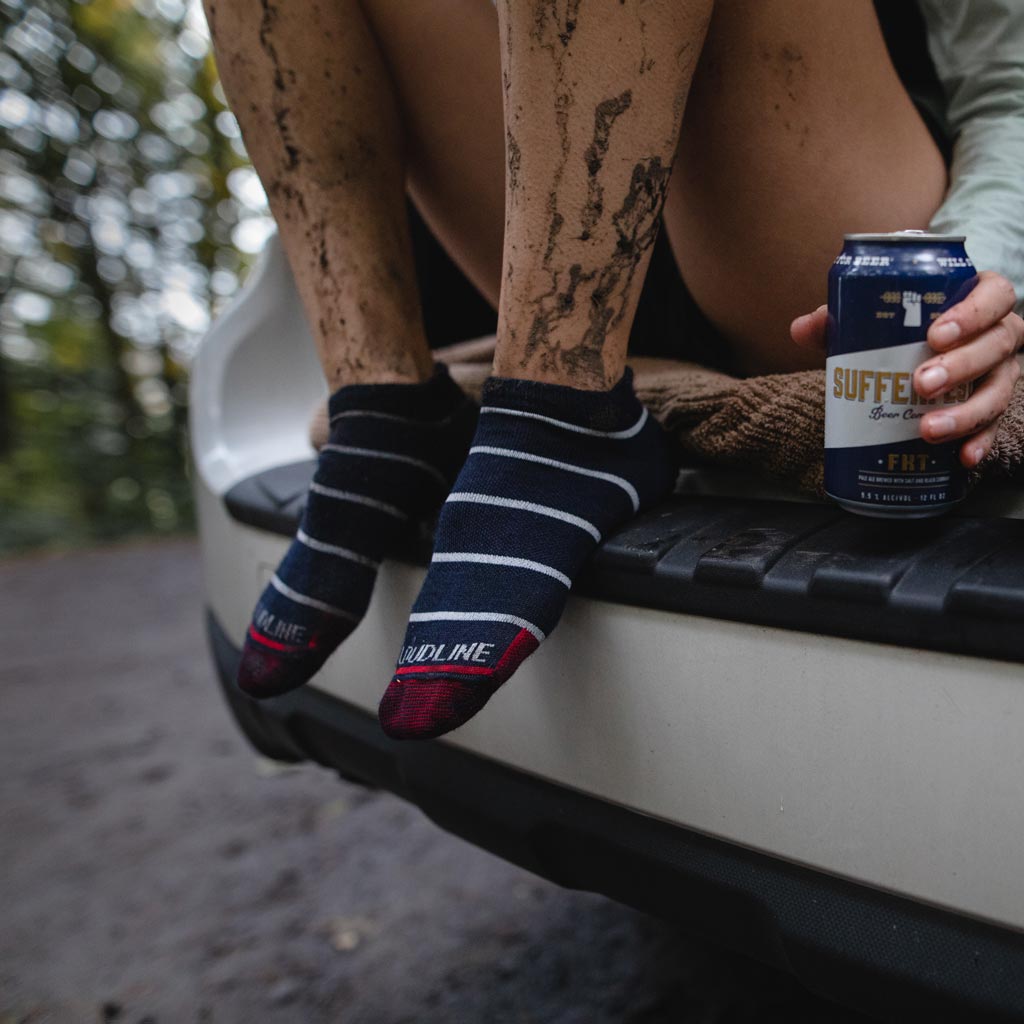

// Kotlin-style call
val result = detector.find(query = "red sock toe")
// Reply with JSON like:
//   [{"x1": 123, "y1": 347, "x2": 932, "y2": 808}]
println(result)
[
  {"x1": 378, "y1": 629, "x2": 539, "y2": 739},
  {"x1": 378, "y1": 676, "x2": 499, "y2": 740},
  {"x1": 236, "y1": 627, "x2": 328, "y2": 699}
]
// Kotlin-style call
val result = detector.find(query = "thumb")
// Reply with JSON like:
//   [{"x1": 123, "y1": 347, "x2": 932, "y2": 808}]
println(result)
[{"x1": 790, "y1": 304, "x2": 828, "y2": 350}]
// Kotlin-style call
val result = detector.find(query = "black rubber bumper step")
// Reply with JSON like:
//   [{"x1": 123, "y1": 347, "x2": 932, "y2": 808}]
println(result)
[{"x1": 225, "y1": 461, "x2": 1024, "y2": 663}]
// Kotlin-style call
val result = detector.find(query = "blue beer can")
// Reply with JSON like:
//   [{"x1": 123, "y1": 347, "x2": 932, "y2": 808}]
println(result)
[{"x1": 825, "y1": 231, "x2": 977, "y2": 518}]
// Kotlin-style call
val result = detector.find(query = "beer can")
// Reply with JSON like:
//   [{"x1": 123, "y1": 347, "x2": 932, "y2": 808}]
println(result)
[{"x1": 825, "y1": 230, "x2": 977, "y2": 518}]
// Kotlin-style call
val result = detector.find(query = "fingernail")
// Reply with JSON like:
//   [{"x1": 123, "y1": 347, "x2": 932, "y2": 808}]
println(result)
[
  {"x1": 931, "y1": 321, "x2": 961, "y2": 345},
  {"x1": 928, "y1": 414, "x2": 957, "y2": 438},
  {"x1": 794, "y1": 305, "x2": 826, "y2": 327},
  {"x1": 918, "y1": 366, "x2": 948, "y2": 392},
  {"x1": 971, "y1": 445, "x2": 987, "y2": 465}
]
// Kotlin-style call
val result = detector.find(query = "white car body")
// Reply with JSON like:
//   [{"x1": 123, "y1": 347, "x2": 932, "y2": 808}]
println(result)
[{"x1": 192, "y1": 236, "x2": 1024, "y2": 1021}]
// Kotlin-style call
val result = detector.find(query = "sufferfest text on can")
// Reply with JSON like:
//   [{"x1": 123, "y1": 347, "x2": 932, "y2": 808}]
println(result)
[{"x1": 824, "y1": 230, "x2": 978, "y2": 518}]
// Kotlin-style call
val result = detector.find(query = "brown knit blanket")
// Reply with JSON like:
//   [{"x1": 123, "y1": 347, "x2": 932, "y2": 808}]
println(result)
[{"x1": 311, "y1": 336, "x2": 1024, "y2": 496}]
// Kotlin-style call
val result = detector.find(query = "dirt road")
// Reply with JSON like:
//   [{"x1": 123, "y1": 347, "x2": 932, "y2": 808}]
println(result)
[{"x1": 0, "y1": 540, "x2": 866, "y2": 1024}]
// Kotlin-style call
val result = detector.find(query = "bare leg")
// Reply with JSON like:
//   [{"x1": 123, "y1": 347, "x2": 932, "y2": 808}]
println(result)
[
  {"x1": 356, "y1": 0, "x2": 505, "y2": 307},
  {"x1": 208, "y1": 0, "x2": 947, "y2": 386},
  {"x1": 378, "y1": 2, "x2": 707, "y2": 738},
  {"x1": 345, "y1": 0, "x2": 945, "y2": 384},
  {"x1": 206, "y1": 0, "x2": 493, "y2": 700},
  {"x1": 203, "y1": 0, "x2": 433, "y2": 385},
  {"x1": 663, "y1": 0, "x2": 948, "y2": 374},
  {"x1": 493, "y1": 1, "x2": 713, "y2": 389}
]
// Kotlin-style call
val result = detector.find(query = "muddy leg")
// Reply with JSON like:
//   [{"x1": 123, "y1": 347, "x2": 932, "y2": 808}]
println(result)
[
  {"x1": 493, "y1": 0, "x2": 714, "y2": 389},
  {"x1": 203, "y1": 0, "x2": 433, "y2": 385}
]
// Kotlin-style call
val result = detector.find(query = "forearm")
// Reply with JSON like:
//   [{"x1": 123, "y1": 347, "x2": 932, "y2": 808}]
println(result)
[
  {"x1": 919, "y1": 0, "x2": 1024, "y2": 312},
  {"x1": 929, "y1": 117, "x2": 1024, "y2": 313}
]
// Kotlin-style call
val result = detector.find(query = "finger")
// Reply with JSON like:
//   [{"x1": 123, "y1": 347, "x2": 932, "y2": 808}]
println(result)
[
  {"x1": 790, "y1": 304, "x2": 828, "y2": 350},
  {"x1": 959, "y1": 417, "x2": 1001, "y2": 469},
  {"x1": 920, "y1": 357, "x2": 1021, "y2": 445},
  {"x1": 915, "y1": 313, "x2": 1024, "y2": 398},
  {"x1": 927, "y1": 270, "x2": 1017, "y2": 352}
]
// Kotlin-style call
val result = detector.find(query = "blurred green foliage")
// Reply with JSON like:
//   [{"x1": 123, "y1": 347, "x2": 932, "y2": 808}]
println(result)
[{"x1": 0, "y1": 0, "x2": 272, "y2": 553}]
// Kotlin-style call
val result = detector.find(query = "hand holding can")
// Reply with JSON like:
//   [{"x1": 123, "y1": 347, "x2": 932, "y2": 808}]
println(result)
[
  {"x1": 792, "y1": 265, "x2": 1022, "y2": 477},
  {"x1": 914, "y1": 271, "x2": 1023, "y2": 468},
  {"x1": 821, "y1": 230, "x2": 978, "y2": 518}
]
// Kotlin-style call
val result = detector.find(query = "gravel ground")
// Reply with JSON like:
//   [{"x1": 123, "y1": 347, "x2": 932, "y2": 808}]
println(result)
[{"x1": 0, "y1": 539, "x2": 871, "y2": 1024}]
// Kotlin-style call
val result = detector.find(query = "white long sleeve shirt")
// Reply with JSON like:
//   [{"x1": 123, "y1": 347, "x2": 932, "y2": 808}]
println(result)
[{"x1": 920, "y1": 0, "x2": 1024, "y2": 312}]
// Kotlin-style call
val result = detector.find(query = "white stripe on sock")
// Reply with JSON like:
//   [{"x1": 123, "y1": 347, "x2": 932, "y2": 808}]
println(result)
[
  {"x1": 321, "y1": 444, "x2": 447, "y2": 488},
  {"x1": 445, "y1": 492, "x2": 601, "y2": 542},
  {"x1": 431, "y1": 551, "x2": 570, "y2": 587},
  {"x1": 329, "y1": 410, "x2": 422, "y2": 426},
  {"x1": 328, "y1": 400, "x2": 469, "y2": 429},
  {"x1": 481, "y1": 405, "x2": 647, "y2": 439},
  {"x1": 407, "y1": 610, "x2": 546, "y2": 642},
  {"x1": 270, "y1": 574, "x2": 358, "y2": 620},
  {"x1": 309, "y1": 482, "x2": 408, "y2": 520},
  {"x1": 296, "y1": 529, "x2": 380, "y2": 569},
  {"x1": 468, "y1": 446, "x2": 639, "y2": 512}
]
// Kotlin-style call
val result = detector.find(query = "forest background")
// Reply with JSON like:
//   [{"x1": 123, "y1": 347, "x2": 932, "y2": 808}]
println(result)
[{"x1": 0, "y1": 0, "x2": 273, "y2": 553}]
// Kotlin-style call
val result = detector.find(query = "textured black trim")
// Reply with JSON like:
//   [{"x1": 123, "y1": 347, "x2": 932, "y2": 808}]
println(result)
[
  {"x1": 207, "y1": 611, "x2": 1024, "y2": 1023},
  {"x1": 224, "y1": 462, "x2": 1024, "y2": 663}
]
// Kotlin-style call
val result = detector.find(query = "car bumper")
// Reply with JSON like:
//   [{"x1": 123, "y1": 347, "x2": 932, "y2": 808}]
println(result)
[{"x1": 207, "y1": 608, "x2": 1024, "y2": 1022}]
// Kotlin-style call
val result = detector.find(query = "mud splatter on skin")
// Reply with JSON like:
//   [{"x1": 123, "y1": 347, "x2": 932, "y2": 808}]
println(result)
[
  {"x1": 523, "y1": 261, "x2": 598, "y2": 380},
  {"x1": 501, "y1": 2, "x2": 683, "y2": 384},
  {"x1": 522, "y1": 154, "x2": 673, "y2": 384},
  {"x1": 781, "y1": 46, "x2": 805, "y2": 103},
  {"x1": 762, "y1": 42, "x2": 807, "y2": 104},
  {"x1": 635, "y1": 4, "x2": 655, "y2": 75},
  {"x1": 530, "y1": 0, "x2": 582, "y2": 49},
  {"x1": 670, "y1": 42, "x2": 694, "y2": 140},
  {"x1": 506, "y1": 128, "x2": 522, "y2": 194},
  {"x1": 273, "y1": 107, "x2": 300, "y2": 170},
  {"x1": 525, "y1": 1, "x2": 583, "y2": 268},
  {"x1": 543, "y1": 198, "x2": 564, "y2": 266},
  {"x1": 257, "y1": 0, "x2": 284, "y2": 91},
  {"x1": 316, "y1": 219, "x2": 329, "y2": 274},
  {"x1": 257, "y1": 0, "x2": 302, "y2": 170},
  {"x1": 266, "y1": 179, "x2": 308, "y2": 220},
  {"x1": 610, "y1": 156, "x2": 671, "y2": 269},
  {"x1": 208, "y1": 0, "x2": 429, "y2": 385},
  {"x1": 503, "y1": 61, "x2": 520, "y2": 197},
  {"x1": 762, "y1": 43, "x2": 810, "y2": 140},
  {"x1": 580, "y1": 90, "x2": 632, "y2": 240}
]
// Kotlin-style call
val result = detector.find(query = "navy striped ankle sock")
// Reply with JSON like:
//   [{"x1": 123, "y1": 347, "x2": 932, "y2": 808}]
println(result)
[
  {"x1": 378, "y1": 369, "x2": 678, "y2": 739},
  {"x1": 237, "y1": 364, "x2": 476, "y2": 699}
]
